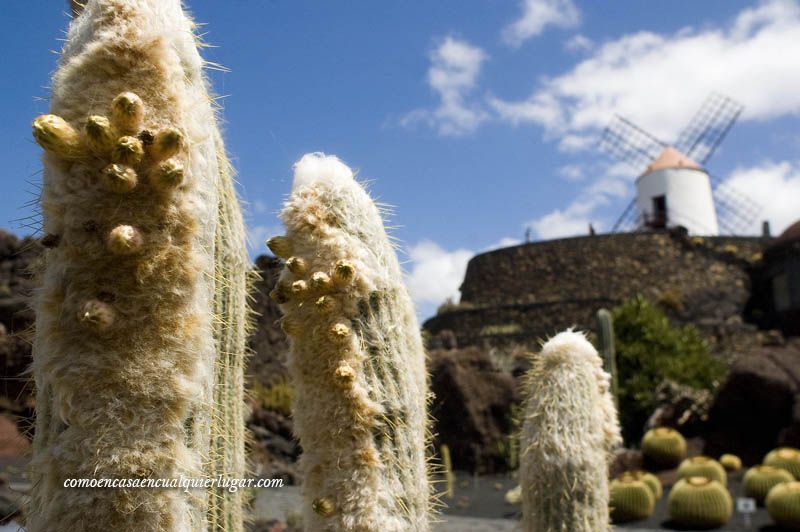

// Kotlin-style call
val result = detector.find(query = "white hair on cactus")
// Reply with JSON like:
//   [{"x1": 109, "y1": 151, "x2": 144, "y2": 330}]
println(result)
[
  {"x1": 292, "y1": 152, "x2": 355, "y2": 191},
  {"x1": 519, "y1": 329, "x2": 621, "y2": 531}
]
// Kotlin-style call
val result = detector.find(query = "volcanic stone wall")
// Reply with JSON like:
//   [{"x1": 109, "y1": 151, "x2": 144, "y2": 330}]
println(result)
[{"x1": 425, "y1": 230, "x2": 769, "y2": 348}]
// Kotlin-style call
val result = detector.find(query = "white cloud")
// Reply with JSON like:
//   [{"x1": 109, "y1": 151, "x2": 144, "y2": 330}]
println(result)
[
  {"x1": 401, "y1": 36, "x2": 489, "y2": 136},
  {"x1": 247, "y1": 223, "x2": 283, "y2": 254},
  {"x1": 558, "y1": 163, "x2": 585, "y2": 181},
  {"x1": 493, "y1": 0, "x2": 800, "y2": 142},
  {"x1": 717, "y1": 160, "x2": 800, "y2": 235},
  {"x1": 564, "y1": 34, "x2": 593, "y2": 53},
  {"x1": 502, "y1": 0, "x2": 581, "y2": 47},
  {"x1": 482, "y1": 236, "x2": 522, "y2": 251},
  {"x1": 405, "y1": 240, "x2": 473, "y2": 311},
  {"x1": 527, "y1": 196, "x2": 606, "y2": 240}
]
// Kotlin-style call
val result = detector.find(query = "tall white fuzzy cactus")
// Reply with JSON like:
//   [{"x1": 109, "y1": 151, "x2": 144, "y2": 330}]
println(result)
[
  {"x1": 270, "y1": 153, "x2": 430, "y2": 531},
  {"x1": 29, "y1": 1, "x2": 249, "y2": 530},
  {"x1": 519, "y1": 330, "x2": 621, "y2": 532}
]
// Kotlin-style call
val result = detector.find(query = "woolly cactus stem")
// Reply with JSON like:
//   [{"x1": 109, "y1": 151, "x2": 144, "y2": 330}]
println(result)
[
  {"x1": 272, "y1": 153, "x2": 430, "y2": 531},
  {"x1": 519, "y1": 330, "x2": 621, "y2": 532},
  {"x1": 29, "y1": 1, "x2": 248, "y2": 530}
]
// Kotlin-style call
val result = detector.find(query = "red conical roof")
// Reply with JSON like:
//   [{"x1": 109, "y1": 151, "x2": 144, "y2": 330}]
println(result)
[{"x1": 642, "y1": 146, "x2": 703, "y2": 176}]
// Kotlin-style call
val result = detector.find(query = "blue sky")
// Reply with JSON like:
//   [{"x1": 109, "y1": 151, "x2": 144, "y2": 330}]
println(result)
[{"x1": 2, "y1": 0, "x2": 799, "y2": 319}]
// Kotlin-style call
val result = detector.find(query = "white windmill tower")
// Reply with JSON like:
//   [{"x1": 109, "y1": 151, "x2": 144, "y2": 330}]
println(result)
[{"x1": 601, "y1": 93, "x2": 759, "y2": 236}]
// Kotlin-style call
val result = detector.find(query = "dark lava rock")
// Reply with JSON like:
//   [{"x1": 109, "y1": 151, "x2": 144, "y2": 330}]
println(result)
[
  {"x1": 703, "y1": 342, "x2": 800, "y2": 465},
  {"x1": 429, "y1": 347, "x2": 521, "y2": 474}
]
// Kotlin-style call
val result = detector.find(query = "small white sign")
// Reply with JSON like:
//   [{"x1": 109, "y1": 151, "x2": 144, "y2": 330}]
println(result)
[{"x1": 737, "y1": 497, "x2": 756, "y2": 513}]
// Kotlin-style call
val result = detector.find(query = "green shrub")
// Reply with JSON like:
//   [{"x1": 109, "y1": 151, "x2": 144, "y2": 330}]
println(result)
[{"x1": 613, "y1": 296, "x2": 725, "y2": 443}]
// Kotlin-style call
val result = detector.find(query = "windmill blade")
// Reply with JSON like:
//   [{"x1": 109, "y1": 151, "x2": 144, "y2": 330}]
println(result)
[
  {"x1": 611, "y1": 197, "x2": 643, "y2": 233},
  {"x1": 710, "y1": 173, "x2": 762, "y2": 235},
  {"x1": 674, "y1": 93, "x2": 744, "y2": 164},
  {"x1": 600, "y1": 115, "x2": 667, "y2": 173}
]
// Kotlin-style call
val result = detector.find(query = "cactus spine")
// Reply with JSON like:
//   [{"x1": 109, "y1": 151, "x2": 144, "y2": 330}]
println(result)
[
  {"x1": 273, "y1": 153, "x2": 430, "y2": 531},
  {"x1": 29, "y1": 1, "x2": 248, "y2": 530},
  {"x1": 596, "y1": 308, "x2": 618, "y2": 406},
  {"x1": 519, "y1": 330, "x2": 621, "y2": 532}
]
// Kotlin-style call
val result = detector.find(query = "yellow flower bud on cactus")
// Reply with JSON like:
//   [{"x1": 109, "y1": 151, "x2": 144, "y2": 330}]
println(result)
[
  {"x1": 101, "y1": 163, "x2": 138, "y2": 193},
  {"x1": 765, "y1": 447, "x2": 800, "y2": 479},
  {"x1": 85, "y1": 115, "x2": 116, "y2": 154},
  {"x1": 677, "y1": 456, "x2": 727, "y2": 485},
  {"x1": 744, "y1": 465, "x2": 794, "y2": 505},
  {"x1": 32, "y1": 114, "x2": 82, "y2": 158},
  {"x1": 668, "y1": 477, "x2": 732, "y2": 528},
  {"x1": 111, "y1": 91, "x2": 144, "y2": 134},
  {"x1": 719, "y1": 453, "x2": 742, "y2": 472},
  {"x1": 766, "y1": 480, "x2": 800, "y2": 528},
  {"x1": 609, "y1": 477, "x2": 655, "y2": 523},
  {"x1": 150, "y1": 127, "x2": 184, "y2": 161},
  {"x1": 275, "y1": 153, "x2": 430, "y2": 531},
  {"x1": 111, "y1": 135, "x2": 144, "y2": 166},
  {"x1": 641, "y1": 427, "x2": 687, "y2": 469}
]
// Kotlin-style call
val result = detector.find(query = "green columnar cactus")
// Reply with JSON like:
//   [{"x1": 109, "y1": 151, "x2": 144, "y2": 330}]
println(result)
[
  {"x1": 677, "y1": 456, "x2": 727, "y2": 485},
  {"x1": 519, "y1": 330, "x2": 621, "y2": 532},
  {"x1": 766, "y1": 481, "x2": 800, "y2": 528},
  {"x1": 765, "y1": 448, "x2": 800, "y2": 479},
  {"x1": 668, "y1": 477, "x2": 732, "y2": 528},
  {"x1": 744, "y1": 465, "x2": 794, "y2": 505},
  {"x1": 272, "y1": 153, "x2": 430, "y2": 531},
  {"x1": 440, "y1": 444, "x2": 454, "y2": 500},
  {"x1": 29, "y1": 1, "x2": 248, "y2": 530},
  {"x1": 619, "y1": 470, "x2": 663, "y2": 500},
  {"x1": 596, "y1": 308, "x2": 618, "y2": 406},
  {"x1": 641, "y1": 427, "x2": 687, "y2": 469},
  {"x1": 719, "y1": 453, "x2": 742, "y2": 472},
  {"x1": 609, "y1": 477, "x2": 655, "y2": 523}
]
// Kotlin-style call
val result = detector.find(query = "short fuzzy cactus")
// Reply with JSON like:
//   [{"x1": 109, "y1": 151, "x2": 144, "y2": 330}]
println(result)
[
  {"x1": 641, "y1": 427, "x2": 687, "y2": 469},
  {"x1": 765, "y1": 447, "x2": 800, "y2": 479},
  {"x1": 272, "y1": 153, "x2": 430, "y2": 531},
  {"x1": 609, "y1": 477, "x2": 654, "y2": 523},
  {"x1": 519, "y1": 330, "x2": 621, "y2": 532},
  {"x1": 29, "y1": 1, "x2": 249, "y2": 530},
  {"x1": 719, "y1": 453, "x2": 742, "y2": 472},
  {"x1": 677, "y1": 456, "x2": 727, "y2": 485},
  {"x1": 668, "y1": 477, "x2": 732, "y2": 529},
  {"x1": 744, "y1": 465, "x2": 794, "y2": 505},
  {"x1": 766, "y1": 481, "x2": 800, "y2": 528},
  {"x1": 619, "y1": 470, "x2": 663, "y2": 500}
]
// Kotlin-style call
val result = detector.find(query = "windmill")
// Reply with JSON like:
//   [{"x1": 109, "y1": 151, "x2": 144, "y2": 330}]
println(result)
[{"x1": 601, "y1": 93, "x2": 760, "y2": 236}]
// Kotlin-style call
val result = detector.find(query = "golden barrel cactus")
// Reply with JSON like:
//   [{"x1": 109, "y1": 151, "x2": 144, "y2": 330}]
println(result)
[
  {"x1": 668, "y1": 477, "x2": 732, "y2": 529},
  {"x1": 765, "y1": 447, "x2": 800, "y2": 479},
  {"x1": 719, "y1": 453, "x2": 742, "y2": 472},
  {"x1": 766, "y1": 481, "x2": 800, "y2": 529},
  {"x1": 744, "y1": 465, "x2": 794, "y2": 505},
  {"x1": 641, "y1": 427, "x2": 687, "y2": 469},
  {"x1": 677, "y1": 456, "x2": 727, "y2": 485},
  {"x1": 609, "y1": 477, "x2": 654, "y2": 523}
]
